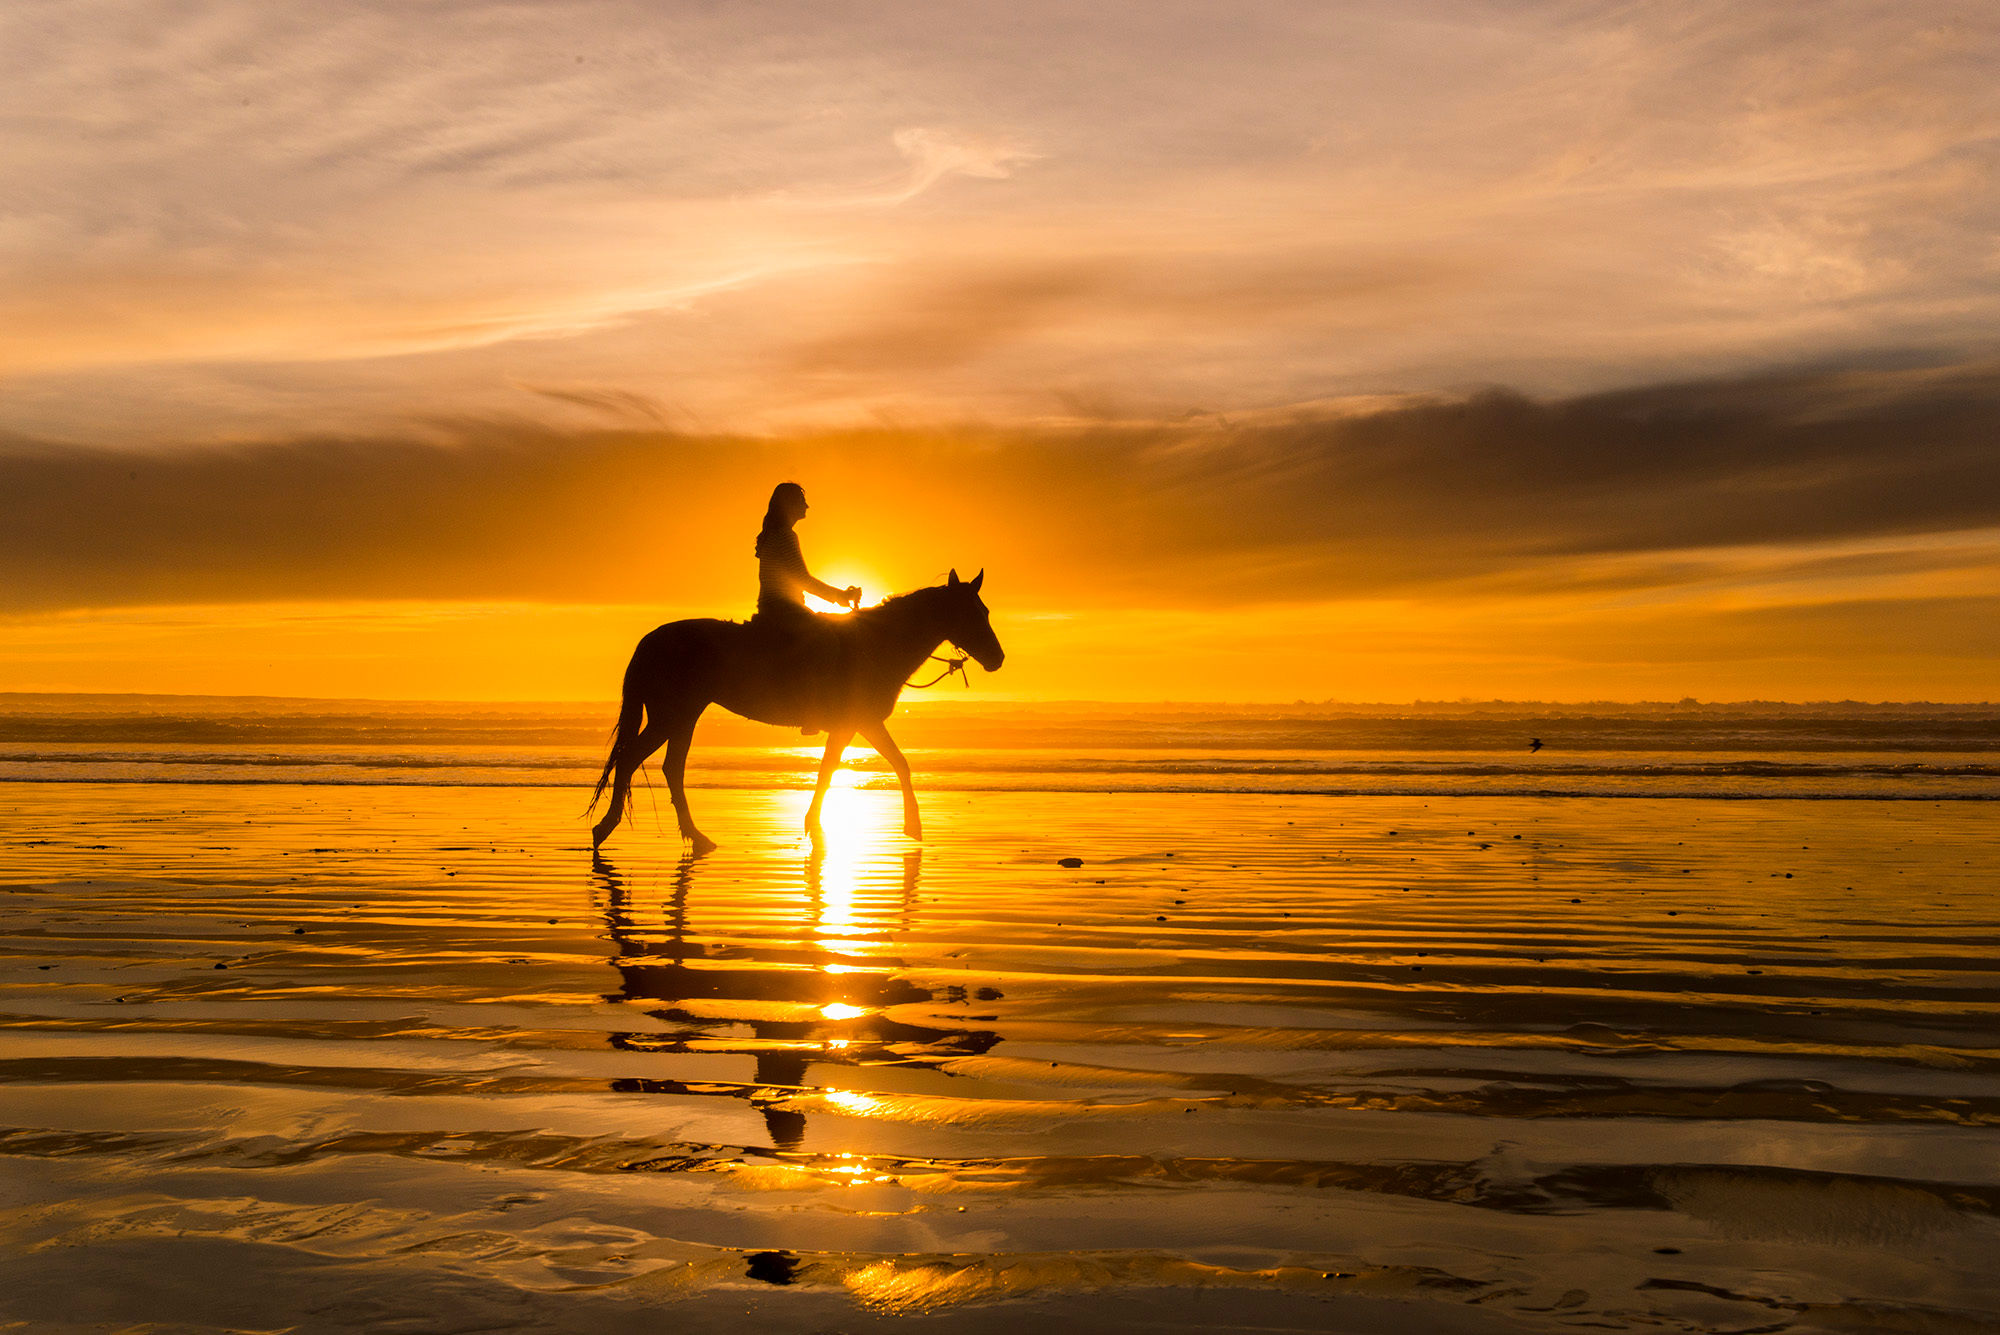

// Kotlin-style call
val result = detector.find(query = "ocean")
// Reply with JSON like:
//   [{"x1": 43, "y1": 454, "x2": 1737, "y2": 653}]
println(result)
[{"x1": 2, "y1": 695, "x2": 1996, "y2": 800}]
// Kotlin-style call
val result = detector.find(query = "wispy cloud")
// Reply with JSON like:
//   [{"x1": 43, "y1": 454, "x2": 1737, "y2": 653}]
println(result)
[
  {"x1": 4, "y1": 1, "x2": 1998, "y2": 440},
  {"x1": 772, "y1": 127, "x2": 1037, "y2": 208}
]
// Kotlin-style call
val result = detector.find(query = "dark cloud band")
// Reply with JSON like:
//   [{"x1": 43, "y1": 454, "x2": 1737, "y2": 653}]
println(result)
[{"x1": 3, "y1": 357, "x2": 1998, "y2": 613}]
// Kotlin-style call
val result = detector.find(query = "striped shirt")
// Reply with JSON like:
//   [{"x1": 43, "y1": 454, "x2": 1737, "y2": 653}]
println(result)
[{"x1": 756, "y1": 528, "x2": 812, "y2": 614}]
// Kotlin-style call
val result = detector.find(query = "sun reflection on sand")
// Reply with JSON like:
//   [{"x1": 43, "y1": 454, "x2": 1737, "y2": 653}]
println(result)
[
  {"x1": 799, "y1": 784, "x2": 907, "y2": 1093},
  {"x1": 786, "y1": 760, "x2": 910, "y2": 949},
  {"x1": 823, "y1": 1152, "x2": 895, "y2": 1186},
  {"x1": 821, "y1": 1089, "x2": 884, "y2": 1117}
]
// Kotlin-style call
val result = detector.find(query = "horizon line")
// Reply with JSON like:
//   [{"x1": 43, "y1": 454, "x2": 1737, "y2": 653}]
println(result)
[{"x1": 0, "y1": 690, "x2": 1994, "y2": 711}]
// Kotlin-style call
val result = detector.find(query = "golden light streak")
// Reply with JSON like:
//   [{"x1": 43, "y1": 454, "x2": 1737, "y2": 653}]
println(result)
[{"x1": 821, "y1": 1089, "x2": 884, "y2": 1117}]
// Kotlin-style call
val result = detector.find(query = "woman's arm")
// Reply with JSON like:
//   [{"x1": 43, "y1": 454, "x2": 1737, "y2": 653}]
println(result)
[
  {"x1": 802, "y1": 573, "x2": 852, "y2": 605},
  {"x1": 795, "y1": 540, "x2": 861, "y2": 608}
]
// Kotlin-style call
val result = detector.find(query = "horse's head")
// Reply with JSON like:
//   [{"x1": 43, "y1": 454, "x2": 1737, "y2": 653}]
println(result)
[{"x1": 944, "y1": 569, "x2": 1004, "y2": 672}]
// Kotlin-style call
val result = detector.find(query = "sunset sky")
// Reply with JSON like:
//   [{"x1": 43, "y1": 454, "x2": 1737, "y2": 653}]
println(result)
[{"x1": 4, "y1": 1, "x2": 1998, "y2": 701}]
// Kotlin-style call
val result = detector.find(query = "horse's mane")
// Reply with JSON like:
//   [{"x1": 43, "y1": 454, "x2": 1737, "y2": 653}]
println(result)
[
  {"x1": 725, "y1": 582, "x2": 946, "y2": 630},
  {"x1": 849, "y1": 582, "x2": 949, "y2": 628}
]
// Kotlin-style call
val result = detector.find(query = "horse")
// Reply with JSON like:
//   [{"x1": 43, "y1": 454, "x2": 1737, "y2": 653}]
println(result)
[{"x1": 588, "y1": 569, "x2": 1004, "y2": 853}]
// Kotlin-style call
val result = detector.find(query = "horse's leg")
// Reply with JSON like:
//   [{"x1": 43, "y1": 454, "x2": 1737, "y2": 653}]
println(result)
[
  {"x1": 804, "y1": 727, "x2": 854, "y2": 840},
  {"x1": 592, "y1": 719, "x2": 668, "y2": 848},
  {"x1": 858, "y1": 719, "x2": 921, "y2": 840},
  {"x1": 660, "y1": 705, "x2": 716, "y2": 856}
]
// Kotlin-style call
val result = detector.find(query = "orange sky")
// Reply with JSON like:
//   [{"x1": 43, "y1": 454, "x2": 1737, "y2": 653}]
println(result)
[{"x1": 2, "y1": 3, "x2": 1997, "y2": 701}]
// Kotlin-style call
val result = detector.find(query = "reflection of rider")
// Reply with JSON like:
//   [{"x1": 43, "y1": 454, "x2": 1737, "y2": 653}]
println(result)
[{"x1": 752, "y1": 483, "x2": 860, "y2": 732}]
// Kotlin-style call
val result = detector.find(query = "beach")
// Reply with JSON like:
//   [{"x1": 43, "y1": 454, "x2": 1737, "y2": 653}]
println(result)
[
  {"x1": 14, "y1": 0, "x2": 2000, "y2": 1324},
  {"x1": 13, "y1": 1, "x2": 2000, "y2": 1327},
  {"x1": 3, "y1": 735, "x2": 1998, "y2": 1331}
]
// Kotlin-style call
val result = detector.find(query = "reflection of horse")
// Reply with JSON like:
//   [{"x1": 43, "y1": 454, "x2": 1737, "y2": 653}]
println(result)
[
  {"x1": 592, "y1": 849, "x2": 999, "y2": 1151},
  {"x1": 590, "y1": 571, "x2": 1004, "y2": 852}
]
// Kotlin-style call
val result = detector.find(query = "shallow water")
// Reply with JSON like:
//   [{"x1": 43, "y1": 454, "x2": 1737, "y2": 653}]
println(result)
[
  {"x1": 7, "y1": 740, "x2": 2000, "y2": 802},
  {"x1": 3, "y1": 698, "x2": 1997, "y2": 802},
  {"x1": 2, "y1": 780, "x2": 1998, "y2": 1331}
]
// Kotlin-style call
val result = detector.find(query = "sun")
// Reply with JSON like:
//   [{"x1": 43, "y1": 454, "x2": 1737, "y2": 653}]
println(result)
[{"x1": 803, "y1": 564, "x2": 887, "y2": 613}]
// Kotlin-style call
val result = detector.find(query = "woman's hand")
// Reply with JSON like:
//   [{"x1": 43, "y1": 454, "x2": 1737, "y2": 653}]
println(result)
[{"x1": 843, "y1": 585, "x2": 863, "y2": 609}]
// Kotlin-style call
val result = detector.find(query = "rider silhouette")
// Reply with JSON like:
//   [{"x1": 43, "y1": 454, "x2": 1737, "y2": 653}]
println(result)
[
  {"x1": 751, "y1": 483, "x2": 860, "y2": 732},
  {"x1": 754, "y1": 483, "x2": 860, "y2": 617}
]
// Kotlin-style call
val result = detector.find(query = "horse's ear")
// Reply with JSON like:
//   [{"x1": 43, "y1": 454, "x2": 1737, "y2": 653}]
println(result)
[
  {"x1": 969, "y1": 569, "x2": 984, "y2": 593},
  {"x1": 947, "y1": 569, "x2": 961, "y2": 588}
]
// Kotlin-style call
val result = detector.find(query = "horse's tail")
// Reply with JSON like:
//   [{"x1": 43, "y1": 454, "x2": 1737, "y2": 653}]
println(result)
[{"x1": 588, "y1": 689, "x2": 642, "y2": 819}]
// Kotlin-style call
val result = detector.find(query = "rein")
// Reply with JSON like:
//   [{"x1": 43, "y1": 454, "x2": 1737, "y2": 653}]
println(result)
[{"x1": 906, "y1": 652, "x2": 971, "y2": 689}]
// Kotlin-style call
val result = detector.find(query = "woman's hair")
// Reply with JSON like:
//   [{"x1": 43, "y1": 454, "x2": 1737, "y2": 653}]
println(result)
[{"x1": 755, "y1": 482, "x2": 807, "y2": 558}]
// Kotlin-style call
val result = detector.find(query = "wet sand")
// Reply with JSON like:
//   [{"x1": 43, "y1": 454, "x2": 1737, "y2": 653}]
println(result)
[{"x1": 2, "y1": 780, "x2": 1997, "y2": 1331}]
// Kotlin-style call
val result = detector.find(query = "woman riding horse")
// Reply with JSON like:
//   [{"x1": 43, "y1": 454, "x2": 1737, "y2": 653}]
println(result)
[{"x1": 588, "y1": 477, "x2": 1004, "y2": 854}]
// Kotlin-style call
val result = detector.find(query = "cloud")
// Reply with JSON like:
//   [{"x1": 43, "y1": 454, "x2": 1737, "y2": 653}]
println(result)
[
  {"x1": 520, "y1": 384, "x2": 678, "y2": 428},
  {"x1": 4, "y1": 357, "x2": 1998, "y2": 623},
  {"x1": 6, "y1": 1, "x2": 2000, "y2": 442},
  {"x1": 774, "y1": 127, "x2": 1037, "y2": 208}
]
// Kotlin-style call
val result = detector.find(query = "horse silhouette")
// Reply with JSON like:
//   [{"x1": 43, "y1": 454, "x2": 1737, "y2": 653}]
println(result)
[{"x1": 590, "y1": 569, "x2": 1003, "y2": 852}]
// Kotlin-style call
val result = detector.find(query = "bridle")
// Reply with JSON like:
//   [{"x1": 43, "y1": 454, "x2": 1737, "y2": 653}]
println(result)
[{"x1": 906, "y1": 652, "x2": 972, "y2": 689}]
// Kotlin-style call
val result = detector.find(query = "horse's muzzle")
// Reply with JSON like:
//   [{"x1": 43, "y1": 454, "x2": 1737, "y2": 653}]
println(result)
[{"x1": 976, "y1": 649, "x2": 1005, "y2": 671}]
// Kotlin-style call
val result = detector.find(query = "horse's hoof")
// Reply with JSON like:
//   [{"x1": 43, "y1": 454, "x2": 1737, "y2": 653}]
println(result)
[
  {"x1": 903, "y1": 823, "x2": 923, "y2": 841},
  {"x1": 687, "y1": 833, "x2": 719, "y2": 857}
]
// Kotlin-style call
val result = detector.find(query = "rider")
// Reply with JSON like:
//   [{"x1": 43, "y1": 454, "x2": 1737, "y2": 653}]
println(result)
[
  {"x1": 753, "y1": 483, "x2": 860, "y2": 732},
  {"x1": 755, "y1": 482, "x2": 861, "y2": 618}
]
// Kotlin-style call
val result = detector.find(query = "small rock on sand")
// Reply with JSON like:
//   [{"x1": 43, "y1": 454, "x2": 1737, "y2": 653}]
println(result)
[{"x1": 1057, "y1": 857, "x2": 1083, "y2": 868}]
